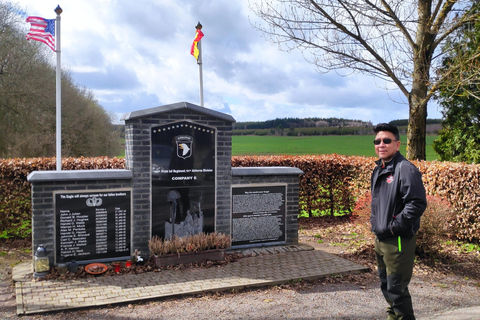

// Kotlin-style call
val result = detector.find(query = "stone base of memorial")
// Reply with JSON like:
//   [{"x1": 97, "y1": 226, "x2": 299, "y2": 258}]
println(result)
[{"x1": 153, "y1": 249, "x2": 225, "y2": 267}]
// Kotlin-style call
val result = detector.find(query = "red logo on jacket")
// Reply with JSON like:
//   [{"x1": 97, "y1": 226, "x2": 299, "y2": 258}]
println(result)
[{"x1": 386, "y1": 175, "x2": 394, "y2": 184}]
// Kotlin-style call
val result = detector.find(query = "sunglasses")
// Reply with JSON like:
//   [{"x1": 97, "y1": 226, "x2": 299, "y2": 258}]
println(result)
[{"x1": 373, "y1": 138, "x2": 398, "y2": 145}]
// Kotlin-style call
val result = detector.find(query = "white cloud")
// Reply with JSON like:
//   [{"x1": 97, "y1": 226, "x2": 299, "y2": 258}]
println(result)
[{"x1": 20, "y1": 0, "x2": 443, "y2": 125}]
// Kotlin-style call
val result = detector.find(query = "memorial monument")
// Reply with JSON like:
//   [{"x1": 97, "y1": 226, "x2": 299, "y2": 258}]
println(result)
[{"x1": 27, "y1": 101, "x2": 302, "y2": 270}]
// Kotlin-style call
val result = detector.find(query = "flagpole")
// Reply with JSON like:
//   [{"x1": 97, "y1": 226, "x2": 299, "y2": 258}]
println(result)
[
  {"x1": 196, "y1": 22, "x2": 204, "y2": 107},
  {"x1": 198, "y1": 40, "x2": 204, "y2": 107},
  {"x1": 55, "y1": 6, "x2": 62, "y2": 170}
]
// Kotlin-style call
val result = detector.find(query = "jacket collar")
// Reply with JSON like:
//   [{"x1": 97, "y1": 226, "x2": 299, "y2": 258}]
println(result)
[{"x1": 375, "y1": 151, "x2": 402, "y2": 170}]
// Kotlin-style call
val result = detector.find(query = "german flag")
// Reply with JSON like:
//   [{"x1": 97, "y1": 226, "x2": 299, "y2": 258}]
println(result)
[{"x1": 190, "y1": 29, "x2": 204, "y2": 61}]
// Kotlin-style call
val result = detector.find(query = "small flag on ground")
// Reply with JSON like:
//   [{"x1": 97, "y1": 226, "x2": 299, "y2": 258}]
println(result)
[
  {"x1": 190, "y1": 29, "x2": 204, "y2": 60},
  {"x1": 26, "y1": 16, "x2": 55, "y2": 51}
]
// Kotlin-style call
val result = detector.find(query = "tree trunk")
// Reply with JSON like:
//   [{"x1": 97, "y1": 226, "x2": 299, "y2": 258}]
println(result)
[
  {"x1": 407, "y1": 56, "x2": 429, "y2": 160},
  {"x1": 407, "y1": 0, "x2": 432, "y2": 161},
  {"x1": 407, "y1": 59, "x2": 428, "y2": 160},
  {"x1": 407, "y1": 50, "x2": 429, "y2": 161},
  {"x1": 407, "y1": 94, "x2": 427, "y2": 160}
]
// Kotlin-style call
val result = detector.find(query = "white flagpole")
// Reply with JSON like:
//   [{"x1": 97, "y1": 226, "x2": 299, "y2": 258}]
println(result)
[
  {"x1": 55, "y1": 6, "x2": 63, "y2": 170},
  {"x1": 196, "y1": 22, "x2": 204, "y2": 107},
  {"x1": 198, "y1": 40, "x2": 204, "y2": 107}
]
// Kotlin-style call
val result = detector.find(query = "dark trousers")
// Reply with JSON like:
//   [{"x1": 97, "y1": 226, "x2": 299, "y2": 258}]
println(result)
[{"x1": 375, "y1": 235, "x2": 417, "y2": 320}]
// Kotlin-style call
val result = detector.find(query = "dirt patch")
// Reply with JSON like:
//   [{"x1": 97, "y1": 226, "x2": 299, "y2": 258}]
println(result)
[
  {"x1": 0, "y1": 238, "x2": 31, "y2": 282},
  {"x1": 298, "y1": 216, "x2": 480, "y2": 283}
]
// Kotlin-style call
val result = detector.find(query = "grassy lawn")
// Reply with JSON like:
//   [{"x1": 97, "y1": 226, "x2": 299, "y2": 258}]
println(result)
[{"x1": 232, "y1": 135, "x2": 440, "y2": 161}]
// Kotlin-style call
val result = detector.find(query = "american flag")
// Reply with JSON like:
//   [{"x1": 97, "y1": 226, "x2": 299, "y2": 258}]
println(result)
[{"x1": 26, "y1": 16, "x2": 55, "y2": 51}]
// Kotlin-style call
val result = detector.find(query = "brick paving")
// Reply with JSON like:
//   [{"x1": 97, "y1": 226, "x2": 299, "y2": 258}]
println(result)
[{"x1": 13, "y1": 245, "x2": 368, "y2": 315}]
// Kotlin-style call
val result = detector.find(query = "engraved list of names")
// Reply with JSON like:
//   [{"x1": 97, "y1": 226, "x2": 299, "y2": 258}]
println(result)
[{"x1": 55, "y1": 190, "x2": 131, "y2": 263}]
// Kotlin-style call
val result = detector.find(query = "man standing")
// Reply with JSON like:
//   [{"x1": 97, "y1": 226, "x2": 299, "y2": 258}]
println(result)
[{"x1": 370, "y1": 123, "x2": 427, "y2": 320}]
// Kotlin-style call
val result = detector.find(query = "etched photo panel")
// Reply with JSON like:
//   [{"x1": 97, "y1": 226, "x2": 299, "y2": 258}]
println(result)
[{"x1": 151, "y1": 121, "x2": 216, "y2": 239}]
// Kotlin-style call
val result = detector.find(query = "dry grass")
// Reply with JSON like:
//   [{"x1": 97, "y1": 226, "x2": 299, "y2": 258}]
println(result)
[
  {"x1": 148, "y1": 232, "x2": 231, "y2": 256},
  {"x1": 299, "y1": 215, "x2": 480, "y2": 282}
]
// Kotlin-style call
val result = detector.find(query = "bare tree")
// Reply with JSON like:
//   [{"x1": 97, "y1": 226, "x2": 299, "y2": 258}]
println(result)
[
  {"x1": 0, "y1": 2, "x2": 54, "y2": 157},
  {"x1": 250, "y1": 0, "x2": 480, "y2": 160},
  {"x1": 61, "y1": 75, "x2": 121, "y2": 157},
  {"x1": 0, "y1": 1, "x2": 121, "y2": 158}
]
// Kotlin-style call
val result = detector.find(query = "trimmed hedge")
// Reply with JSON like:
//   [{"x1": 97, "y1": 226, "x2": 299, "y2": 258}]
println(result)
[
  {"x1": 0, "y1": 157, "x2": 125, "y2": 239},
  {"x1": 1, "y1": 155, "x2": 479, "y2": 242},
  {"x1": 232, "y1": 155, "x2": 372, "y2": 217},
  {"x1": 232, "y1": 155, "x2": 480, "y2": 242}
]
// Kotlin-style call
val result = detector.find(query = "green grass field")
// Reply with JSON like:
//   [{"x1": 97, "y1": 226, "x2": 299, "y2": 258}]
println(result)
[{"x1": 232, "y1": 135, "x2": 440, "y2": 161}]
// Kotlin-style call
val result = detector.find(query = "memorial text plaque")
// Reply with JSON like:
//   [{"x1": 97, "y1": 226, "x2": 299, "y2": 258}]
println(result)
[{"x1": 232, "y1": 185, "x2": 286, "y2": 247}]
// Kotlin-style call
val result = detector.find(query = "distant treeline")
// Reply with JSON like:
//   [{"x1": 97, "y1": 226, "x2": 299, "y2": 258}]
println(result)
[
  {"x1": 234, "y1": 117, "x2": 372, "y2": 130},
  {"x1": 233, "y1": 118, "x2": 442, "y2": 136},
  {"x1": 233, "y1": 127, "x2": 374, "y2": 136}
]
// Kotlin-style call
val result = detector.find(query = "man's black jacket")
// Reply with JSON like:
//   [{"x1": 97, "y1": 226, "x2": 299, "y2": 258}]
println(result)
[{"x1": 370, "y1": 152, "x2": 427, "y2": 240}]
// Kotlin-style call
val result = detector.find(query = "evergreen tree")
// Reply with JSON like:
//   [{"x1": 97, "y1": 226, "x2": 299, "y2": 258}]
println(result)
[{"x1": 433, "y1": 3, "x2": 480, "y2": 163}]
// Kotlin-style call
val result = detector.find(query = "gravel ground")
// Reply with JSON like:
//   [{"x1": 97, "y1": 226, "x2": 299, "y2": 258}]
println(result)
[
  {"x1": 1, "y1": 237, "x2": 479, "y2": 320},
  {"x1": 1, "y1": 271, "x2": 479, "y2": 320}
]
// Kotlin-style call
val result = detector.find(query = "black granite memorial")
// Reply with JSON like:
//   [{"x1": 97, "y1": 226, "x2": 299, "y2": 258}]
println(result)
[
  {"x1": 151, "y1": 121, "x2": 216, "y2": 239},
  {"x1": 27, "y1": 102, "x2": 302, "y2": 270},
  {"x1": 55, "y1": 190, "x2": 131, "y2": 263},
  {"x1": 231, "y1": 185, "x2": 286, "y2": 247}
]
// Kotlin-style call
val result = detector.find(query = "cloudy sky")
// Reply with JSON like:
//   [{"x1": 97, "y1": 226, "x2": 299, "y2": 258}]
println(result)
[{"x1": 19, "y1": 0, "x2": 443, "y2": 125}]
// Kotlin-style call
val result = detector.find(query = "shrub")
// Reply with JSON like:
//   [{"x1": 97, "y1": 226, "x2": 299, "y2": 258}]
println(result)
[
  {"x1": 350, "y1": 192, "x2": 371, "y2": 229},
  {"x1": 2, "y1": 155, "x2": 480, "y2": 243},
  {"x1": 416, "y1": 195, "x2": 457, "y2": 255},
  {"x1": 233, "y1": 155, "x2": 480, "y2": 243},
  {"x1": 351, "y1": 192, "x2": 457, "y2": 256},
  {"x1": 0, "y1": 157, "x2": 125, "y2": 239},
  {"x1": 232, "y1": 154, "x2": 372, "y2": 217}
]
